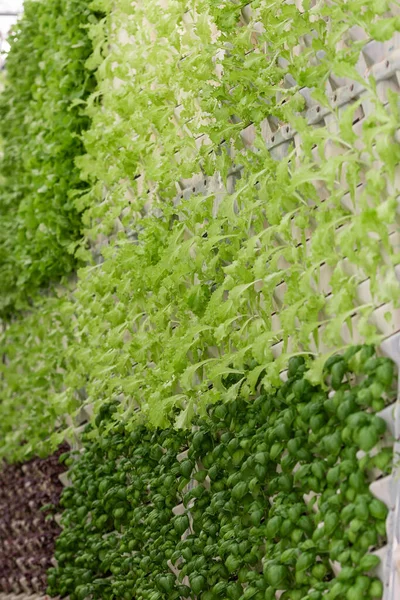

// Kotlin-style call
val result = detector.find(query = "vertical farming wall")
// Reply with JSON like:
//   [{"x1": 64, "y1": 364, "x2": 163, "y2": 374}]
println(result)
[{"x1": 1, "y1": 0, "x2": 400, "y2": 599}]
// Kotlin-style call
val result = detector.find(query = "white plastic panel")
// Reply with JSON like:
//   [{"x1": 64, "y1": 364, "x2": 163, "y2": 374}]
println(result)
[{"x1": 377, "y1": 331, "x2": 400, "y2": 600}]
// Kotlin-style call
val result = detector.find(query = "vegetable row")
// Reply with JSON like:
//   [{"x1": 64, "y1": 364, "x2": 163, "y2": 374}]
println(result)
[{"x1": 48, "y1": 346, "x2": 395, "y2": 600}]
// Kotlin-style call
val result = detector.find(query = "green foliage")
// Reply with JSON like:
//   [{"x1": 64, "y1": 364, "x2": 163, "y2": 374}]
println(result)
[
  {"x1": 48, "y1": 347, "x2": 394, "y2": 600},
  {"x1": 1, "y1": 0, "x2": 400, "y2": 461},
  {"x1": 65, "y1": 0, "x2": 400, "y2": 429},
  {"x1": 0, "y1": 290, "x2": 77, "y2": 463},
  {"x1": 49, "y1": 422, "x2": 187, "y2": 600},
  {"x1": 0, "y1": 0, "x2": 101, "y2": 316}
]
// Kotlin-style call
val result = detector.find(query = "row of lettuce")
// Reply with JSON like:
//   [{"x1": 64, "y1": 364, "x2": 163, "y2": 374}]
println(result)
[{"x1": 0, "y1": 0, "x2": 100, "y2": 317}]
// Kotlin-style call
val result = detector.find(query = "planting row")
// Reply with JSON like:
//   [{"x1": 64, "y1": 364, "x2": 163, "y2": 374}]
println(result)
[
  {"x1": 46, "y1": 346, "x2": 395, "y2": 600},
  {"x1": 0, "y1": 0, "x2": 102, "y2": 316}
]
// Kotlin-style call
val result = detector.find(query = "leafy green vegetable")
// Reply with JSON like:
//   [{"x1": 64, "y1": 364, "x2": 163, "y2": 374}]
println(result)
[
  {"x1": 0, "y1": 0, "x2": 102, "y2": 316},
  {"x1": 54, "y1": 0, "x2": 400, "y2": 433},
  {"x1": 49, "y1": 347, "x2": 393, "y2": 600},
  {"x1": 0, "y1": 0, "x2": 399, "y2": 471}
]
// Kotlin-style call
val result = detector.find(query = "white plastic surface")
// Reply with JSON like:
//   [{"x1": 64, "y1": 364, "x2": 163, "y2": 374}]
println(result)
[{"x1": 379, "y1": 331, "x2": 400, "y2": 600}]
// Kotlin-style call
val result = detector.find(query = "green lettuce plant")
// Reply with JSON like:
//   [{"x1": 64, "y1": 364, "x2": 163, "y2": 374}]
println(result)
[
  {"x1": 0, "y1": 290, "x2": 77, "y2": 463},
  {"x1": 64, "y1": 0, "x2": 400, "y2": 430},
  {"x1": 0, "y1": 0, "x2": 101, "y2": 316}
]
